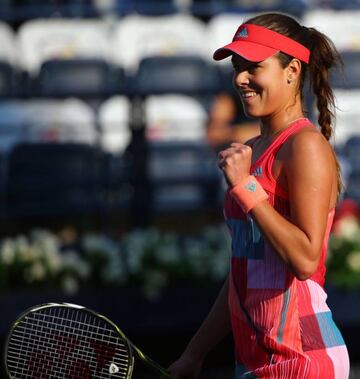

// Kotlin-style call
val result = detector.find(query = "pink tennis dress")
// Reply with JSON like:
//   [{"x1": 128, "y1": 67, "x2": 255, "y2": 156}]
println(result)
[{"x1": 224, "y1": 118, "x2": 350, "y2": 378}]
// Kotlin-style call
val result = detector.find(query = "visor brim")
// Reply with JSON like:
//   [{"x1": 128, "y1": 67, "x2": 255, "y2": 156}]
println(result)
[{"x1": 213, "y1": 40, "x2": 279, "y2": 62}]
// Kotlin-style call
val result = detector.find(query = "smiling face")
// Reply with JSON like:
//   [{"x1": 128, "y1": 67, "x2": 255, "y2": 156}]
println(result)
[{"x1": 231, "y1": 54, "x2": 297, "y2": 120}]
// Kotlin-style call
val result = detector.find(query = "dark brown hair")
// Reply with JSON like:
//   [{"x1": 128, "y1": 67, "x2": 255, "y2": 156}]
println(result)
[{"x1": 245, "y1": 12, "x2": 343, "y2": 196}]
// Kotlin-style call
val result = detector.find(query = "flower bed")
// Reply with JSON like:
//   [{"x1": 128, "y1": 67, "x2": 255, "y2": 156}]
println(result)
[
  {"x1": 327, "y1": 198, "x2": 360, "y2": 289},
  {"x1": 1, "y1": 198, "x2": 360, "y2": 302},
  {"x1": 0, "y1": 225, "x2": 231, "y2": 300}
]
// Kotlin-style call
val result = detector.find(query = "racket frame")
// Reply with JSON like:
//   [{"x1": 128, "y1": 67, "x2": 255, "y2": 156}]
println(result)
[{"x1": 5, "y1": 302, "x2": 169, "y2": 379}]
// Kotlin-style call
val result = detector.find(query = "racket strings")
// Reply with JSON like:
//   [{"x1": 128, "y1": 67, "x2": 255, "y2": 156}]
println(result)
[
  {"x1": 6, "y1": 307, "x2": 131, "y2": 379},
  {"x1": 8, "y1": 310, "x2": 129, "y2": 378}
]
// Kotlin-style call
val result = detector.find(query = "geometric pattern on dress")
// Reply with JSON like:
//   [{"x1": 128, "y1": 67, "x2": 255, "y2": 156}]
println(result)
[
  {"x1": 300, "y1": 311, "x2": 345, "y2": 351},
  {"x1": 227, "y1": 217, "x2": 264, "y2": 259},
  {"x1": 247, "y1": 243, "x2": 287, "y2": 289}
]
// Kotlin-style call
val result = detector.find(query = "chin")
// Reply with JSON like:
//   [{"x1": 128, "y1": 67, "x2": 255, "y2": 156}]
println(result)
[{"x1": 244, "y1": 109, "x2": 261, "y2": 119}]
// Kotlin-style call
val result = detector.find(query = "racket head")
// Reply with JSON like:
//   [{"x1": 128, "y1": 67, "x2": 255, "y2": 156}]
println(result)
[{"x1": 5, "y1": 302, "x2": 135, "y2": 379}]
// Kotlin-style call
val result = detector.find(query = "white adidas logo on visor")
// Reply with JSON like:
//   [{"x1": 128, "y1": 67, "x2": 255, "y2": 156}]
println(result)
[{"x1": 236, "y1": 27, "x2": 248, "y2": 38}]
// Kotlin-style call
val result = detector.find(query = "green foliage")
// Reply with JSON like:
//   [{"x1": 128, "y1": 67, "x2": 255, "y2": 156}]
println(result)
[
  {"x1": 1, "y1": 212, "x2": 356, "y2": 301},
  {"x1": 0, "y1": 225, "x2": 231, "y2": 300},
  {"x1": 327, "y1": 215, "x2": 360, "y2": 289}
]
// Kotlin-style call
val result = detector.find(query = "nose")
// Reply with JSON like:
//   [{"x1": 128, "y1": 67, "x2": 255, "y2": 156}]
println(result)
[{"x1": 233, "y1": 69, "x2": 250, "y2": 88}]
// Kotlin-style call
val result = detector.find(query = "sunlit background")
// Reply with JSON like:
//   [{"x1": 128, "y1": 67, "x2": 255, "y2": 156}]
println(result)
[{"x1": 0, "y1": 0, "x2": 359, "y2": 377}]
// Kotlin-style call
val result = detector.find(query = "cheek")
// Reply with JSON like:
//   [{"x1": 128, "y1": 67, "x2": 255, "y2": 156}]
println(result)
[{"x1": 261, "y1": 73, "x2": 287, "y2": 99}]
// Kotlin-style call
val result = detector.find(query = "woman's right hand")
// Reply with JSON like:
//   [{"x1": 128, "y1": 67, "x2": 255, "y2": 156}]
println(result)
[{"x1": 163, "y1": 352, "x2": 203, "y2": 379}]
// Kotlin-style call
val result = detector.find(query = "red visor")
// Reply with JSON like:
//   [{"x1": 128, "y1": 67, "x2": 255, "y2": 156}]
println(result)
[{"x1": 213, "y1": 23, "x2": 310, "y2": 64}]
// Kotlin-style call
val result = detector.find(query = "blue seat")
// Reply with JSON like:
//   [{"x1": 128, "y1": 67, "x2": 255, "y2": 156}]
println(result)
[
  {"x1": 330, "y1": 0, "x2": 360, "y2": 10},
  {"x1": 116, "y1": 0, "x2": 177, "y2": 15},
  {"x1": 344, "y1": 136, "x2": 360, "y2": 174},
  {"x1": 147, "y1": 141, "x2": 222, "y2": 213},
  {"x1": 0, "y1": 61, "x2": 18, "y2": 98},
  {"x1": 101, "y1": 151, "x2": 133, "y2": 213},
  {"x1": 191, "y1": 0, "x2": 307, "y2": 18},
  {"x1": 330, "y1": 51, "x2": 360, "y2": 89},
  {"x1": 130, "y1": 55, "x2": 221, "y2": 96},
  {"x1": 344, "y1": 172, "x2": 360, "y2": 204},
  {"x1": 6, "y1": 143, "x2": 106, "y2": 218},
  {"x1": 34, "y1": 59, "x2": 126, "y2": 98},
  {"x1": 0, "y1": 2, "x2": 97, "y2": 21}
]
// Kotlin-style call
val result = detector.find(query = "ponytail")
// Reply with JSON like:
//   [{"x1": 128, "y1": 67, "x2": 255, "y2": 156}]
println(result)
[
  {"x1": 306, "y1": 27, "x2": 344, "y2": 196},
  {"x1": 306, "y1": 27, "x2": 342, "y2": 141}
]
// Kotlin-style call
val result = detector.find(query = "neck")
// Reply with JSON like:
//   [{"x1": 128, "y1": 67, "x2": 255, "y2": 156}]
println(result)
[{"x1": 260, "y1": 103, "x2": 305, "y2": 139}]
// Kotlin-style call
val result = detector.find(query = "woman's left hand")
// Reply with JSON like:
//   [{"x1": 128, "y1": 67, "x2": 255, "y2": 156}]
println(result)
[{"x1": 218, "y1": 142, "x2": 252, "y2": 187}]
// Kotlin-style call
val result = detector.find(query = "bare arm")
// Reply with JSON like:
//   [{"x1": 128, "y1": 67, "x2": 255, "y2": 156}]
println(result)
[
  {"x1": 182, "y1": 276, "x2": 231, "y2": 359},
  {"x1": 219, "y1": 129, "x2": 337, "y2": 280},
  {"x1": 166, "y1": 277, "x2": 231, "y2": 378}
]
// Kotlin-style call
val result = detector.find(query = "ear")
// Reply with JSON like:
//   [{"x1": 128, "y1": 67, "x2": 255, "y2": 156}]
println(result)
[{"x1": 286, "y1": 58, "x2": 302, "y2": 83}]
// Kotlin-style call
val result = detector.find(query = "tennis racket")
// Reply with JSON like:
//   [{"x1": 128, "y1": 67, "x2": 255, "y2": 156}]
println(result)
[{"x1": 5, "y1": 302, "x2": 170, "y2": 378}]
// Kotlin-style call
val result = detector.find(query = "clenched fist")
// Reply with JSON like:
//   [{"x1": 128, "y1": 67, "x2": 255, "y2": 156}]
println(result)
[{"x1": 218, "y1": 142, "x2": 252, "y2": 187}]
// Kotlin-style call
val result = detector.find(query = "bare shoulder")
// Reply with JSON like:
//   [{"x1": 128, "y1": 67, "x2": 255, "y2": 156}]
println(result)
[{"x1": 281, "y1": 126, "x2": 334, "y2": 163}]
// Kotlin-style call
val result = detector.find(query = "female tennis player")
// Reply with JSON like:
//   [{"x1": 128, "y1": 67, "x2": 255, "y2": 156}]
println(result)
[{"x1": 165, "y1": 12, "x2": 350, "y2": 379}]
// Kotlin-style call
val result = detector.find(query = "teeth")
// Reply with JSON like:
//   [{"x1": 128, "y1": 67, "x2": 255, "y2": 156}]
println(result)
[{"x1": 242, "y1": 92, "x2": 257, "y2": 98}]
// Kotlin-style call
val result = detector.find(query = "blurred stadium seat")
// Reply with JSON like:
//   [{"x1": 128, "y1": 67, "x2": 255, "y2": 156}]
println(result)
[
  {"x1": 98, "y1": 96, "x2": 132, "y2": 154},
  {"x1": 330, "y1": 51, "x2": 360, "y2": 89},
  {"x1": 332, "y1": 89, "x2": 360, "y2": 149},
  {"x1": 22, "y1": 98, "x2": 98, "y2": 145},
  {"x1": 0, "y1": 21, "x2": 19, "y2": 97},
  {"x1": 34, "y1": 58, "x2": 125, "y2": 98},
  {"x1": 0, "y1": 21, "x2": 17, "y2": 64},
  {"x1": 130, "y1": 55, "x2": 220, "y2": 95},
  {"x1": 0, "y1": 98, "x2": 97, "y2": 149},
  {"x1": 145, "y1": 94, "x2": 207, "y2": 141},
  {"x1": 17, "y1": 18, "x2": 111, "y2": 75},
  {"x1": 0, "y1": 1, "x2": 98, "y2": 22},
  {"x1": 6, "y1": 143, "x2": 106, "y2": 218},
  {"x1": 0, "y1": 101, "x2": 28, "y2": 152},
  {"x1": 344, "y1": 136, "x2": 360, "y2": 174},
  {"x1": 110, "y1": 13, "x2": 208, "y2": 73},
  {"x1": 0, "y1": 61, "x2": 19, "y2": 97},
  {"x1": 148, "y1": 140, "x2": 222, "y2": 212},
  {"x1": 330, "y1": 0, "x2": 360, "y2": 10},
  {"x1": 303, "y1": 9, "x2": 360, "y2": 51},
  {"x1": 116, "y1": 0, "x2": 178, "y2": 15},
  {"x1": 343, "y1": 172, "x2": 360, "y2": 203}
]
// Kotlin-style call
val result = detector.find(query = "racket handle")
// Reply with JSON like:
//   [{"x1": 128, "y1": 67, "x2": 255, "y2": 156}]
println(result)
[{"x1": 132, "y1": 344, "x2": 170, "y2": 378}]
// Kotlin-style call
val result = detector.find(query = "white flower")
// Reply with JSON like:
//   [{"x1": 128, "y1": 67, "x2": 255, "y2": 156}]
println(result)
[
  {"x1": 62, "y1": 251, "x2": 90, "y2": 279},
  {"x1": 30, "y1": 230, "x2": 63, "y2": 273},
  {"x1": 61, "y1": 275, "x2": 79, "y2": 295},
  {"x1": 14, "y1": 236, "x2": 35, "y2": 262},
  {"x1": 0, "y1": 239, "x2": 15, "y2": 265},
  {"x1": 124, "y1": 229, "x2": 156, "y2": 274},
  {"x1": 334, "y1": 216, "x2": 360, "y2": 240},
  {"x1": 154, "y1": 234, "x2": 181, "y2": 265},
  {"x1": 143, "y1": 269, "x2": 168, "y2": 301},
  {"x1": 83, "y1": 234, "x2": 117, "y2": 255},
  {"x1": 24, "y1": 262, "x2": 46, "y2": 283},
  {"x1": 185, "y1": 239, "x2": 208, "y2": 277},
  {"x1": 31, "y1": 262, "x2": 46, "y2": 281},
  {"x1": 346, "y1": 251, "x2": 360, "y2": 272},
  {"x1": 102, "y1": 249, "x2": 127, "y2": 284}
]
